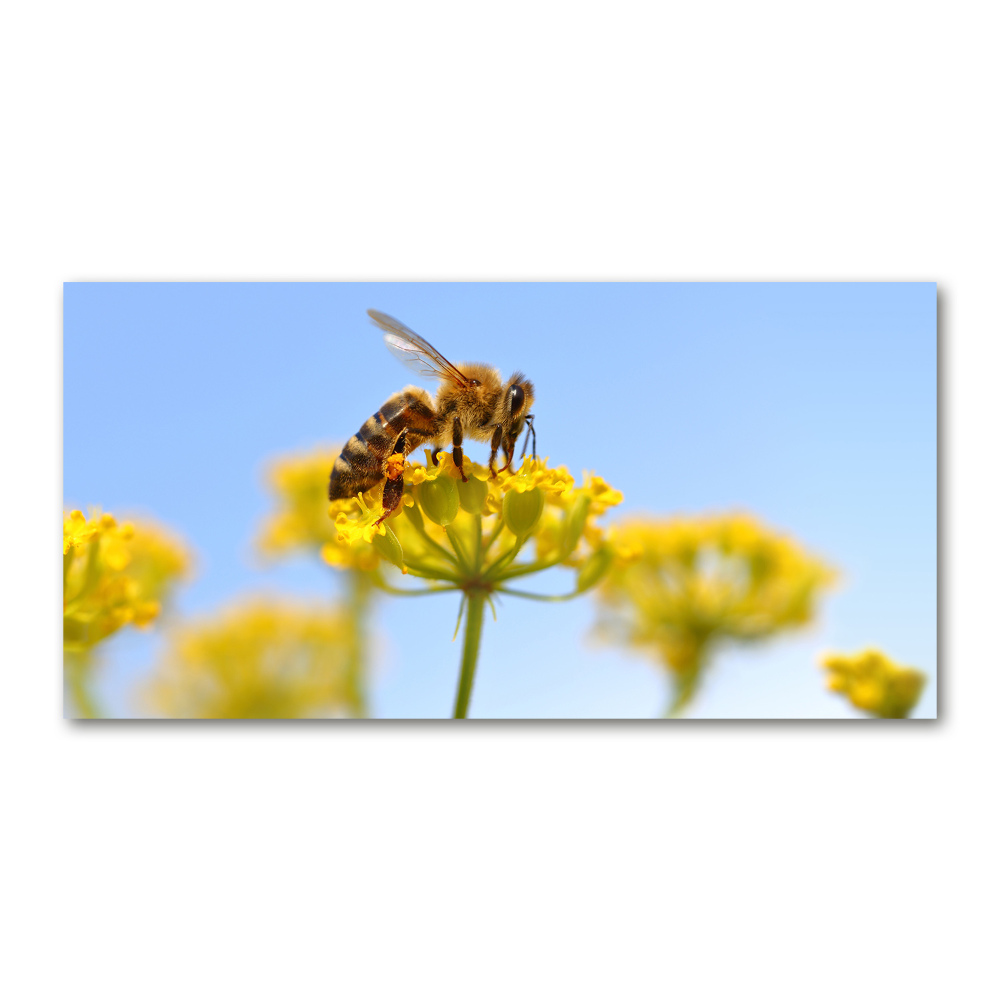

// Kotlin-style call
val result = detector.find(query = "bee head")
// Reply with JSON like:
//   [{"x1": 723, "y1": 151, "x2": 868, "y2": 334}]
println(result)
[{"x1": 503, "y1": 371, "x2": 535, "y2": 434}]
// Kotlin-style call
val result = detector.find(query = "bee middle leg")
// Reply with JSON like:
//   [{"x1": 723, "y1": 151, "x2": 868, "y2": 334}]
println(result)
[
  {"x1": 451, "y1": 416, "x2": 468, "y2": 483},
  {"x1": 375, "y1": 429, "x2": 408, "y2": 526},
  {"x1": 488, "y1": 426, "x2": 502, "y2": 477},
  {"x1": 497, "y1": 432, "x2": 518, "y2": 474}
]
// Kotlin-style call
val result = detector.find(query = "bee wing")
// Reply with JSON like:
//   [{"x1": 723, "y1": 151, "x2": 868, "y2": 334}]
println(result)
[{"x1": 367, "y1": 309, "x2": 471, "y2": 387}]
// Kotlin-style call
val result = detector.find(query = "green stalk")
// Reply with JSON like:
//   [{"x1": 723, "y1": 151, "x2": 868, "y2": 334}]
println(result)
[
  {"x1": 65, "y1": 651, "x2": 102, "y2": 719},
  {"x1": 445, "y1": 524, "x2": 473, "y2": 575},
  {"x1": 344, "y1": 569, "x2": 372, "y2": 717},
  {"x1": 664, "y1": 646, "x2": 707, "y2": 718},
  {"x1": 481, "y1": 517, "x2": 506, "y2": 558},
  {"x1": 452, "y1": 590, "x2": 486, "y2": 719},
  {"x1": 371, "y1": 580, "x2": 460, "y2": 597}
]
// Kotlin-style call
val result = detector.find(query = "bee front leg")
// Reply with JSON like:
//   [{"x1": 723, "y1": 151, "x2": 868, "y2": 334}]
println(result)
[
  {"x1": 451, "y1": 416, "x2": 468, "y2": 483},
  {"x1": 375, "y1": 429, "x2": 408, "y2": 526},
  {"x1": 488, "y1": 426, "x2": 502, "y2": 478},
  {"x1": 430, "y1": 448, "x2": 442, "y2": 466}
]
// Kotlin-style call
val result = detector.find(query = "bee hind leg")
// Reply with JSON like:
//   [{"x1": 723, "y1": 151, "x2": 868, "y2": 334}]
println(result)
[
  {"x1": 375, "y1": 429, "x2": 408, "y2": 526},
  {"x1": 488, "y1": 426, "x2": 502, "y2": 478}
]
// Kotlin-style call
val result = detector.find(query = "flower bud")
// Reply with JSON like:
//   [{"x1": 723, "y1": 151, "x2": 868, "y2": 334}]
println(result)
[
  {"x1": 502, "y1": 487, "x2": 544, "y2": 538},
  {"x1": 415, "y1": 476, "x2": 459, "y2": 526},
  {"x1": 576, "y1": 546, "x2": 613, "y2": 593},
  {"x1": 403, "y1": 499, "x2": 426, "y2": 532},
  {"x1": 457, "y1": 474, "x2": 489, "y2": 515},
  {"x1": 371, "y1": 523, "x2": 405, "y2": 570},
  {"x1": 560, "y1": 494, "x2": 591, "y2": 558}
]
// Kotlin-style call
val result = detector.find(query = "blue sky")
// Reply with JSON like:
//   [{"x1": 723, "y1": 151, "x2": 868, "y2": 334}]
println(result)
[{"x1": 63, "y1": 282, "x2": 937, "y2": 718}]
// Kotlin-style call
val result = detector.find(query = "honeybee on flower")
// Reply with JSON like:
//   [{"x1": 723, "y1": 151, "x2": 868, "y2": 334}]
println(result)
[{"x1": 328, "y1": 310, "x2": 536, "y2": 526}]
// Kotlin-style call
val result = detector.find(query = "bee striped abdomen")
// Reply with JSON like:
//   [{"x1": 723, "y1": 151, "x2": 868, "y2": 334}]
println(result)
[{"x1": 328, "y1": 388, "x2": 437, "y2": 502}]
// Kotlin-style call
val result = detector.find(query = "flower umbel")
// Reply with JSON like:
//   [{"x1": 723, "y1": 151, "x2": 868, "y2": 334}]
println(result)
[
  {"x1": 63, "y1": 509, "x2": 191, "y2": 717},
  {"x1": 820, "y1": 649, "x2": 926, "y2": 719},
  {"x1": 595, "y1": 513, "x2": 837, "y2": 716},
  {"x1": 324, "y1": 452, "x2": 623, "y2": 717},
  {"x1": 141, "y1": 598, "x2": 364, "y2": 719},
  {"x1": 63, "y1": 510, "x2": 190, "y2": 650}
]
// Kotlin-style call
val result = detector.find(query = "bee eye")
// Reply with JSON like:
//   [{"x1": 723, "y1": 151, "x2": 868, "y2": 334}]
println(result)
[
  {"x1": 469, "y1": 379, "x2": 481, "y2": 387},
  {"x1": 509, "y1": 384, "x2": 525, "y2": 414}
]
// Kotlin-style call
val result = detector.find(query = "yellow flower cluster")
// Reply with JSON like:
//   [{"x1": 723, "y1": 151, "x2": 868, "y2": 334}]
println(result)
[
  {"x1": 323, "y1": 452, "x2": 623, "y2": 593},
  {"x1": 142, "y1": 599, "x2": 365, "y2": 719},
  {"x1": 63, "y1": 510, "x2": 191, "y2": 652},
  {"x1": 820, "y1": 649, "x2": 926, "y2": 719},
  {"x1": 596, "y1": 513, "x2": 837, "y2": 714},
  {"x1": 258, "y1": 445, "x2": 339, "y2": 552},
  {"x1": 257, "y1": 445, "x2": 380, "y2": 571}
]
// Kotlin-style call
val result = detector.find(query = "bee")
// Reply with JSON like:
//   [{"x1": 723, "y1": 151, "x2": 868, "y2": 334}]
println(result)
[{"x1": 329, "y1": 309, "x2": 537, "y2": 524}]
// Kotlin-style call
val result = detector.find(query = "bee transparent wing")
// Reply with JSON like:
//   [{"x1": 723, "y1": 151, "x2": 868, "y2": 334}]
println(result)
[{"x1": 368, "y1": 309, "x2": 471, "y2": 387}]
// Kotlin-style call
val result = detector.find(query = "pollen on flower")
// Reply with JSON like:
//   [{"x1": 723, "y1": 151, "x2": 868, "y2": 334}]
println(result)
[
  {"x1": 404, "y1": 451, "x2": 491, "y2": 486},
  {"x1": 323, "y1": 453, "x2": 624, "y2": 599},
  {"x1": 496, "y1": 456, "x2": 575, "y2": 498},
  {"x1": 333, "y1": 491, "x2": 390, "y2": 544}
]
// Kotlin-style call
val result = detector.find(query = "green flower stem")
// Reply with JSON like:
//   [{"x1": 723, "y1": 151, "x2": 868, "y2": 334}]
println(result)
[
  {"x1": 399, "y1": 561, "x2": 464, "y2": 583},
  {"x1": 344, "y1": 569, "x2": 372, "y2": 717},
  {"x1": 483, "y1": 535, "x2": 530, "y2": 580},
  {"x1": 372, "y1": 579, "x2": 461, "y2": 597},
  {"x1": 444, "y1": 525, "x2": 474, "y2": 575},
  {"x1": 481, "y1": 517, "x2": 506, "y2": 556},
  {"x1": 406, "y1": 517, "x2": 462, "y2": 568},
  {"x1": 65, "y1": 651, "x2": 102, "y2": 719},
  {"x1": 453, "y1": 590, "x2": 486, "y2": 719},
  {"x1": 487, "y1": 553, "x2": 560, "y2": 583},
  {"x1": 665, "y1": 650, "x2": 708, "y2": 718},
  {"x1": 495, "y1": 586, "x2": 581, "y2": 602}
]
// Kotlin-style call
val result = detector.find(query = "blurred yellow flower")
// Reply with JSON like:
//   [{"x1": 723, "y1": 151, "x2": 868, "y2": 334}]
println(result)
[
  {"x1": 820, "y1": 649, "x2": 926, "y2": 719},
  {"x1": 258, "y1": 444, "x2": 381, "y2": 571},
  {"x1": 63, "y1": 509, "x2": 191, "y2": 653},
  {"x1": 63, "y1": 509, "x2": 98, "y2": 553},
  {"x1": 63, "y1": 508, "x2": 191, "y2": 718},
  {"x1": 595, "y1": 513, "x2": 837, "y2": 715},
  {"x1": 257, "y1": 445, "x2": 340, "y2": 554},
  {"x1": 142, "y1": 598, "x2": 365, "y2": 719}
]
